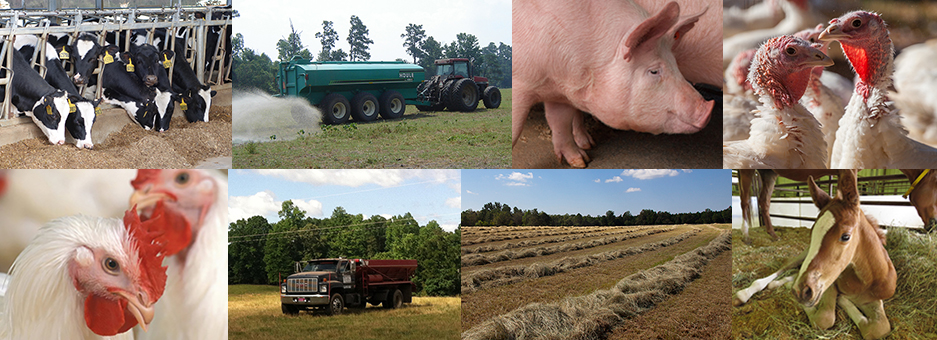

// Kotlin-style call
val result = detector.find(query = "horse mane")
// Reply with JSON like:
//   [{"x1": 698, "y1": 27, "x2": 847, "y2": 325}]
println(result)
[{"x1": 864, "y1": 212, "x2": 887, "y2": 246}]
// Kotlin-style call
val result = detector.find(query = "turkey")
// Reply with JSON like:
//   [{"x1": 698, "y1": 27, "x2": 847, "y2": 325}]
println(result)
[
  {"x1": 130, "y1": 169, "x2": 228, "y2": 340},
  {"x1": 0, "y1": 208, "x2": 169, "y2": 340},
  {"x1": 723, "y1": 0, "x2": 784, "y2": 38},
  {"x1": 723, "y1": 35, "x2": 832, "y2": 169},
  {"x1": 891, "y1": 39, "x2": 937, "y2": 146},
  {"x1": 724, "y1": 49, "x2": 759, "y2": 141},
  {"x1": 794, "y1": 24, "x2": 845, "y2": 167},
  {"x1": 819, "y1": 11, "x2": 937, "y2": 168},
  {"x1": 723, "y1": 0, "x2": 825, "y2": 69}
]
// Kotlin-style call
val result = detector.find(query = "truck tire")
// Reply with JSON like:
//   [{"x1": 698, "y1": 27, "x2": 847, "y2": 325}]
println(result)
[
  {"x1": 350, "y1": 92, "x2": 379, "y2": 122},
  {"x1": 448, "y1": 78, "x2": 479, "y2": 112},
  {"x1": 379, "y1": 90, "x2": 406, "y2": 119},
  {"x1": 282, "y1": 303, "x2": 299, "y2": 315},
  {"x1": 319, "y1": 93, "x2": 351, "y2": 124},
  {"x1": 383, "y1": 289, "x2": 403, "y2": 309},
  {"x1": 483, "y1": 86, "x2": 502, "y2": 109},
  {"x1": 326, "y1": 293, "x2": 344, "y2": 315}
]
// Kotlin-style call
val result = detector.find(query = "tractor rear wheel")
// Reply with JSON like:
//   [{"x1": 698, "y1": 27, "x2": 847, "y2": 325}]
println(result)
[
  {"x1": 448, "y1": 78, "x2": 478, "y2": 112},
  {"x1": 379, "y1": 90, "x2": 406, "y2": 119},
  {"x1": 483, "y1": 86, "x2": 502, "y2": 109},
  {"x1": 319, "y1": 93, "x2": 351, "y2": 124},
  {"x1": 350, "y1": 92, "x2": 379, "y2": 122}
]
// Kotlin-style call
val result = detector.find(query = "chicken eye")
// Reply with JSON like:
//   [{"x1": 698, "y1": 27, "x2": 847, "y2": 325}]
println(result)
[
  {"x1": 840, "y1": 233, "x2": 851, "y2": 242},
  {"x1": 852, "y1": 19, "x2": 861, "y2": 27},
  {"x1": 103, "y1": 257, "x2": 120, "y2": 274},
  {"x1": 785, "y1": 47, "x2": 796, "y2": 55},
  {"x1": 175, "y1": 172, "x2": 190, "y2": 185}
]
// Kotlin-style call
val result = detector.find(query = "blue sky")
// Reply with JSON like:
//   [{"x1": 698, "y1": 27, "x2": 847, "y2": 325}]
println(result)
[
  {"x1": 228, "y1": 170, "x2": 461, "y2": 231},
  {"x1": 462, "y1": 169, "x2": 731, "y2": 216}
]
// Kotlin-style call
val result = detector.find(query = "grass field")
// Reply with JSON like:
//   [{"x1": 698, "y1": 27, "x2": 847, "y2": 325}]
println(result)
[
  {"x1": 228, "y1": 285, "x2": 460, "y2": 340},
  {"x1": 232, "y1": 89, "x2": 511, "y2": 169}
]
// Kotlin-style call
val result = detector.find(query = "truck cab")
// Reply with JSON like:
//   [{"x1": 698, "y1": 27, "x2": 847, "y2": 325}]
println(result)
[{"x1": 280, "y1": 258, "x2": 417, "y2": 315}]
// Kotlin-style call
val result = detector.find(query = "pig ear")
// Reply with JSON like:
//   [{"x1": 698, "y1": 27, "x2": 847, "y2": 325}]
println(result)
[
  {"x1": 623, "y1": 1, "x2": 679, "y2": 60},
  {"x1": 670, "y1": 6, "x2": 708, "y2": 49}
]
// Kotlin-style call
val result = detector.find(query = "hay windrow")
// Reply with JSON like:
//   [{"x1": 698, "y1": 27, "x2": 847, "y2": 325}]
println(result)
[
  {"x1": 462, "y1": 225, "x2": 661, "y2": 255},
  {"x1": 462, "y1": 226, "x2": 619, "y2": 246},
  {"x1": 462, "y1": 227, "x2": 676, "y2": 267},
  {"x1": 461, "y1": 228, "x2": 701, "y2": 294},
  {"x1": 461, "y1": 231, "x2": 731, "y2": 340}
]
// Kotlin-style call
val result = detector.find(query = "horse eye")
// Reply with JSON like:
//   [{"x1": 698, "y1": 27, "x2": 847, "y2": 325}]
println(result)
[
  {"x1": 785, "y1": 47, "x2": 796, "y2": 55},
  {"x1": 852, "y1": 19, "x2": 861, "y2": 28},
  {"x1": 103, "y1": 257, "x2": 120, "y2": 274},
  {"x1": 840, "y1": 233, "x2": 851, "y2": 242}
]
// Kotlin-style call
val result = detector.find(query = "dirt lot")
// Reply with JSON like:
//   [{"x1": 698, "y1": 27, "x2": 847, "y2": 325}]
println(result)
[{"x1": 0, "y1": 102, "x2": 231, "y2": 169}]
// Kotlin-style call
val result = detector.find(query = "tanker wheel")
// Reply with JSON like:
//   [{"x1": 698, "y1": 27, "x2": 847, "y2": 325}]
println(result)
[
  {"x1": 326, "y1": 293, "x2": 344, "y2": 315},
  {"x1": 350, "y1": 92, "x2": 379, "y2": 122},
  {"x1": 379, "y1": 90, "x2": 406, "y2": 119},
  {"x1": 383, "y1": 289, "x2": 403, "y2": 309},
  {"x1": 282, "y1": 303, "x2": 299, "y2": 315},
  {"x1": 448, "y1": 78, "x2": 479, "y2": 112},
  {"x1": 483, "y1": 86, "x2": 502, "y2": 109},
  {"x1": 319, "y1": 93, "x2": 350, "y2": 124}
]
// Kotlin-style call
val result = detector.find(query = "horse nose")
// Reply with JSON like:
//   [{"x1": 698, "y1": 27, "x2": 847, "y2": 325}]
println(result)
[{"x1": 800, "y1": 285, "x2": 813, "y2": 302}]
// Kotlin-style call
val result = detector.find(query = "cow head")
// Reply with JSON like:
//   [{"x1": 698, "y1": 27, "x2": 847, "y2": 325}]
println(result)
[
  {"x1": 30, "y1": 90, "x2": 70, "y2": 145},
  {"x1": 65, "y1": 94, "x2": 100, "y2": 149},
  {"x1": 71, "y1": 33, "x2": 103, "y2": 86}
]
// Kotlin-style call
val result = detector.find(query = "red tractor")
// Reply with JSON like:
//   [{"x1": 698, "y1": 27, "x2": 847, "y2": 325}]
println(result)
[{"x1": 415, "y1": 58, "x2": 501, "y2": 112}]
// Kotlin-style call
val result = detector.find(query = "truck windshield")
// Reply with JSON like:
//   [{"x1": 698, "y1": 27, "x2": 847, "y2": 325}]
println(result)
[
  {"x1": 302, "y1": 262, "x2": 337, "y2": 272},
  {"x1": 436, "y1": 64, "x2": 453, "y2": 76}
]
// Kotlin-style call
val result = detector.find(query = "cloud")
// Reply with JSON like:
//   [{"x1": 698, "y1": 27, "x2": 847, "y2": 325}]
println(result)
[
  {"x1": 681, "y1": 169, "x2": 693, "y2": 173},
  {"x1": 253, "y1": 169, "x2": 458, "y2": 188},
  {"x1": 626, "y1": 187, "x2": 642, "y2": 193},
  {"x1": 594, "y1": 179, "x2": 600, "y2": 183},
  {"x1": 446, "y1": 196, "x2": 461, "y2": 208},
  {"x1": 505, "y1": 182, "x2": 529, "y2": 187},
  {"x1": 621, "y1": 169, "x2": 680, "y2": 180},
  {"x1": 228, "y1": 190, "x2": 323, "y2": 224},
  {"x1": 466, "y1": 190, "x2": 478, "y2": 195},
  {"x1": 496, "y1": 171, "x2": 534, "y2": 186},
  {"x1": 605, "y1": 176, "x2": 623, "y2": 183}
]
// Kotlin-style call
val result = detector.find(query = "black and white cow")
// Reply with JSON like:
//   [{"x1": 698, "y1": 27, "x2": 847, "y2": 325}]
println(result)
[
  {"x1": 134, "y1": 28, "x2": 216, "y2": 123},
  {"x1": 70, "y1": 33, "x2": 103, "y2": 88},
  {"x1": 1, "y1": 48, "x2": 71, "y2": 145},
  {"x1": 14, "y1": 35, "x2": 101, "y2": 149},
  {"x1": 128, "y1": 43, "x2": 177, "y2": 132},
  {"x1": 100, "y1": 45, "x2": 159, "y2": 130}
]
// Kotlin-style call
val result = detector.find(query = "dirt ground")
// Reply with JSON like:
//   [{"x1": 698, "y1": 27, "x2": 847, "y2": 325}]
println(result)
[{"x1": 0, "y1": 105, "x2": 232, "y2": 168}]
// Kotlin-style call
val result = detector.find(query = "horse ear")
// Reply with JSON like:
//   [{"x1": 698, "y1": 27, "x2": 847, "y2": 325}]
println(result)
[
  {"x1": 808, "y1": 175, "x2": 831, "y2": 209},
  {"x1": 837, "y1": 169, "x2": 860, "y2": 206}
]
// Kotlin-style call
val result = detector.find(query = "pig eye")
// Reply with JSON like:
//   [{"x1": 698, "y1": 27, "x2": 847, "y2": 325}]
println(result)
[
  {"x1": 785, "y1": 47, "x2": 796, "y2": 55},
  {"x1": 852, "y1": 19, "x2": 861, "y2": 27},
  {"x1": 649, "y1": 69, "x2": 659, "y2": 75}
]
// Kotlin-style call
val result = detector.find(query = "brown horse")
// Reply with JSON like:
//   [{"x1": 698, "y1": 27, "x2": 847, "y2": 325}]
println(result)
[
  {"x1": 899, "y1": 169, "x2": 937, "y2": 232},
  {"x1": 793, "y1": 170, "x2": 897, "y2": 340},
  {"x1": 737, "y1": 169, "x2": 838, "y2": 244}
]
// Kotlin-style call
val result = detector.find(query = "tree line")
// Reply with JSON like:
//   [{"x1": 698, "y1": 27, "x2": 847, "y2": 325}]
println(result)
[
  {"x1": 232, "y1": 18, "x2": 512, "y2": 94},
  {"x1": 462, "y1": 202, "x2": 732, "y2": 227},
  {"x1": 228, "y1": 201, "x2": 461, "y2": 296}
]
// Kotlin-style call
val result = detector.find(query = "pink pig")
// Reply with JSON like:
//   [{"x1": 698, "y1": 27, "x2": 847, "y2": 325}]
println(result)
[{"x1": 512, "y1": 0, "x2": 716, "y2": 168}]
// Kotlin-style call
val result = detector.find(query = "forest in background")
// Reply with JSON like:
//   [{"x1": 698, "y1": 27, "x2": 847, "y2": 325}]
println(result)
[{"x1": 462, "y1": 202, "x2": 731, "y2": 227}]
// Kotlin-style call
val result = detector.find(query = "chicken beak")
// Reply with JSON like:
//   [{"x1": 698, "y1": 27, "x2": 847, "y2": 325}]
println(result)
[
  {"x1": 113, "y1": 290, "x2": 155, "y2": 331},
  {"x1": 817, "y1": 24, "x2": 846, "y2": 42},
  {"x1": 130, "y1": 191, "x2": 173, "y2": 217}
]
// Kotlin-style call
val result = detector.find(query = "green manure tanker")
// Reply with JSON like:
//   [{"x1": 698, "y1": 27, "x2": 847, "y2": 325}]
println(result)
[{"x1": 276, "y1": 59, "x2": 427, "y2": 124}]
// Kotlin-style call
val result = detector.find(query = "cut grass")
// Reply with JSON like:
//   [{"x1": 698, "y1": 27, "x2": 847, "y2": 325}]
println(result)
[
  {"x1": 232, "y1": 89, "x2": 511, "y2": 169},
  {"x1": 462, "y1": 226, "x2": 658, "y2": 255},
  {"x1": 229, "y1": 285, "x2": 460, "y2": 340}
]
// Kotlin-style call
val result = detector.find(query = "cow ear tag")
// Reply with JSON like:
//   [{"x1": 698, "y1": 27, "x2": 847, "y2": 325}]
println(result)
[
  {"x1": 68, "y1": 99, "x2": 76, "y2": 113},
  {"x1": 59, "y1": 48, "x2": 69, "y2": 60},
  {"x1": 45, "y1": 105, "x2": 52, "y2": 116},
  {"x1": 103, "y1": 51, "x2": 114, "y2": 64},
  {"x1": 163, "y1": 55, "x2": 172, "y2": 69},
  {"x1": 180, "y1": 98, "x2": 187, "y2": 111},
  {"x1": 95, "y1": 107, "x2": 102, "y2": 116},
  {"x1": 126, "y1": 57, "x2": 135, "y2": 72}
]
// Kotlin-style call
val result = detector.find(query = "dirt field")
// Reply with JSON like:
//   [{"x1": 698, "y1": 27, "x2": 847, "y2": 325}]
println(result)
[
  {"x1": 732, "y1": 226, "x2": 937, "y2": 339},
  {"x1": 0, "y1": 104, "x2": 232, "y2": 168},
  {"x1": 461, "y1": 224, "x2": 731, "y2": 339}
]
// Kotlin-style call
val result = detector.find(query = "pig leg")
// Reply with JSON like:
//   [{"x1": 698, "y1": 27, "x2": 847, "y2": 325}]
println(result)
[
  {"x1": 545, "y1": 101, "x2": 590, "y2": 168},
  {"x1": 572, "y1": 110, "x2": 595, "y2": 150},
  {"x1": 512, "y1": 90, "x2": 535, "y2": 148}
]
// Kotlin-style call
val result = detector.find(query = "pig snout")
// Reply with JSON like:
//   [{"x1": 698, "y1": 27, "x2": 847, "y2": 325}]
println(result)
[{"x1": 668, "y1": 89, "x2": 713, "y2": 134}]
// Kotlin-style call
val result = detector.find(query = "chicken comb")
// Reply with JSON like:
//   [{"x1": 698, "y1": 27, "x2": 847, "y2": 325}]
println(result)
[
  {"x1": 124, "y1": 204, "x2": 168, "y2": 303},
  {"x1": 131, "y1": 169, "x2": 161, "y2": 190}
]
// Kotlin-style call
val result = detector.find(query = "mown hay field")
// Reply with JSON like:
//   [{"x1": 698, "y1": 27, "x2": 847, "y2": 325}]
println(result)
[
  {"x1": 732, "y1": 227, "x2": 937, "y2": 340},
  {"x1": 461, "y1": 224, "x2": 732, "y2": 339},
  {"x1": 229, "y1": 285, "x2": 460, "y2": 340}
]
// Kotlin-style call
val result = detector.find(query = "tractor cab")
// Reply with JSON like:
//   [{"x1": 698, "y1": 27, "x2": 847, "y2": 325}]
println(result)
[{"x1": 434, "y1": 58, "x2": 473, "y2": 80}]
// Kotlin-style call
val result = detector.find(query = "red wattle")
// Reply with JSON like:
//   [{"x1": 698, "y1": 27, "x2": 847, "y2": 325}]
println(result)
[
  {"x1": 842, "y1": 43, "x2": 871, "y2": 84},
  {"x1": 156, "y1": 204, "x2": 193, "y2": 257},
  {"x1": 84, "y1": 294, "x2": 136, "y2": 336}
]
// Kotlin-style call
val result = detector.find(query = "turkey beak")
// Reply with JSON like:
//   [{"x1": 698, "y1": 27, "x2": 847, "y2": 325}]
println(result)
[
  {"x1": 818, "y1": 24, "x2": 846, "y2": 42},
  {"x1": 804, "y1": 50, "x2": 834, "y2": 68},
  {"x1": 113, "y1": 290, "x2": 155, "y2": 331}
]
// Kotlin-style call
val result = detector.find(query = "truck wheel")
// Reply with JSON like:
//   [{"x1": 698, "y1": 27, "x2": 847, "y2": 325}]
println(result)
[
  {"x1": 383, "y1": 289, "x2": 403, "y2": 309},
  {"x1": 483, "y1": 86, "x2": 502, "y2": 109},
  {"x1": 319, "y1": 93, "x2": 350, "y2": 124},
  {"x1": 448, "y1": 78, "x2": 479, "y2": 112},
  {"x1": 282, "y1": 303, "x2": 299, "y2": 315},
  {"x1": 350, "y1": 92, "x2": 379, "y2": 122},
  {"x1": 379, "y1": 90, "x2": 405, "y2": 119},
  {"x1": 326, "y1": 293, "x2": 344, "y2": 315}
]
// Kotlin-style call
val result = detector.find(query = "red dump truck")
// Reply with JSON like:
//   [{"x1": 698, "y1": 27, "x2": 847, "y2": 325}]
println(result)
[{"x1": 280, "y1": 258, "x2": 417, "y2": 315}]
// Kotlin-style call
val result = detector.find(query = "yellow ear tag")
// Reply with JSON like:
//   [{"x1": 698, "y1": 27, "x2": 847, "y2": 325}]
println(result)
[
  {"x1": 162, "y1": 55, "x2": 172, "y2": 69},
  {"x1": 45, "y1": 105, "x2": 52, "y2": 115},
  {"x1": 68, "y1": 99, "x2": 76, "y2": 113},
  {"x1": 95, "y1": 107, "x2": 102, "y2": 116},
  {"x1": 126, "y1": 57, "x2": 135, "y2": 72},
  {"x1": 103, "y1": 51, "x2": 114, "y2": 64},
  {"x1": 180, "y1": 98, "x2": 187, "y2": 111},
  {"x1": 59, "y1": 48, "x2": 69, "y2": 60}
]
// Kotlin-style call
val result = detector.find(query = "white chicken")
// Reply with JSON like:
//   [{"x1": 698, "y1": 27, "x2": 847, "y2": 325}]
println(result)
[
  {"x1": 723, "y1": 0, "x2": 825, "y2": 69},
  {"x1": 0, "y1": 170, "x2": 136, "y2": 272},
  {"x1": 819, "y1": 11, "x2": 937, "y2": 168},
  {"x1": 130, "y1": 169, "x2": 228, "y2": 340},
  {"x1": 0, "y1": 209, "x2": 169, "y2": 340},
  {"x1": 892, "y1": 39, "x2": 937, "y2": 146},
  {"x1": 794, "y1": 24, "x2": 846, "y2": 167},
  {"x1": 723, "y1": 35, "x2": 832, "y2": 169}
]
